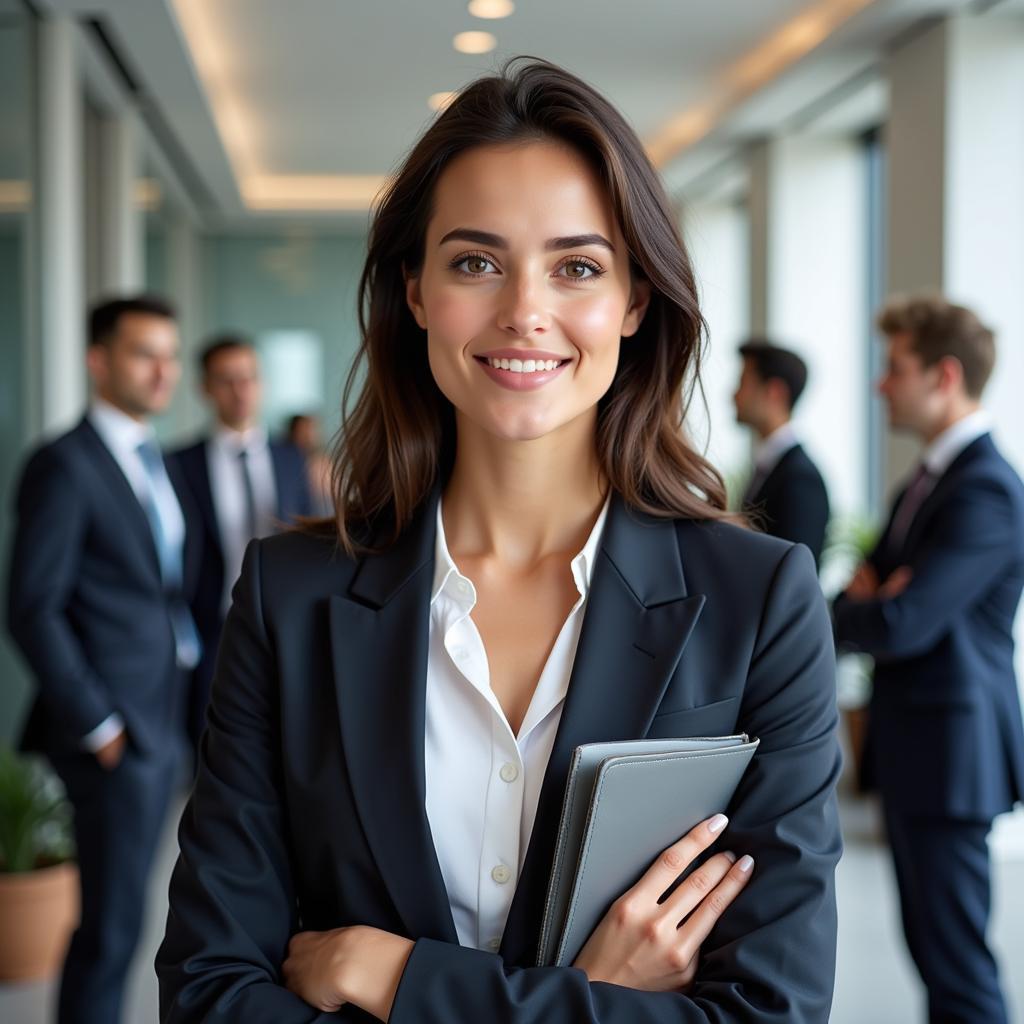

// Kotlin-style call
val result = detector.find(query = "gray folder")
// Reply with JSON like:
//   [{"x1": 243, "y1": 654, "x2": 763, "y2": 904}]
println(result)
[{"x1": 536, "y1": 734, "x2": 759, "y2": 967}]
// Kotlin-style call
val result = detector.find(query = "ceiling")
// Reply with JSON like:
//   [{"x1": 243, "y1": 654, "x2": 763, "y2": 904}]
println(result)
[{"x1": 38, "y1": 0, "x2": 1019, "y2": 224}]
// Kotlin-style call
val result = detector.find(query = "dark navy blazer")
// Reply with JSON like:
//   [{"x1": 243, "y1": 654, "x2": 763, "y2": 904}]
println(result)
[
  {"x1": 743, "y1": 444, "x2": 830, "y2": 570},
  {"x1": 169, "y1": 436, "x2": 312, "y2": 692},
  {"x1": 834, "y1": 434, "x2": 1024, "y2": 820},
  {"x1": 157, "y1": 492, "x2": 842, "y2": 1023},
  {"x1": 7, "y1": 418, "x2": 199, "y2": 754}
]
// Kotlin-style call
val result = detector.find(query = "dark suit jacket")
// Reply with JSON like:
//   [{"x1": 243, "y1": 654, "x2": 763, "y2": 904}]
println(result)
[
  {"x1": 834, "y1": 434, "x2": 1024, "y2": 820},
  {"x1": 168, "y1": 437, "x2": 312, "y2": 690},
  {"x1": 6, "y1": 418, "x2": 199, "y2": 754},
  {"x1": 157, "y1": 492, "x2": 842, "y2": 1022},
  {"x1": 743, "y1": 444, "x2": 830, "y2": 569}
]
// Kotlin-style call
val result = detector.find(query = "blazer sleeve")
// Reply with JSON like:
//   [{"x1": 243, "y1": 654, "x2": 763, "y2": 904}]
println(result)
[
  {"x1": 833, "y1": 476, "x2": 1016, "y2": 660},
  {"x1": 6, "y1": 445, "x2": 117, "y2": 739},
  {"x1": 388, "y1": 542, "x2": 842, "y2": 1024},
  {"x1": 156, "y1": 541, "x2": 360, "y2": 1023}
]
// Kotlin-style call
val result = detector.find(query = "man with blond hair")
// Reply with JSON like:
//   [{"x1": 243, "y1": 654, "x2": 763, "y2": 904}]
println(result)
[{"x1": 834, "y1": 295, "x2": 1024, "y2": 1024}]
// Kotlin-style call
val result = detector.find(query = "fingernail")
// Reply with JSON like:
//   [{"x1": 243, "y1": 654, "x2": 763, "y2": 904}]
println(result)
[
  {"x1": 737, "y1": 855, "x2": 754, "y2": 873},
  {"x1": 708, "y1": 814, "x2": 728, "y2": 834},
  {"x1": 723, "y1": 850, "x2": 737, "y2": 863}
]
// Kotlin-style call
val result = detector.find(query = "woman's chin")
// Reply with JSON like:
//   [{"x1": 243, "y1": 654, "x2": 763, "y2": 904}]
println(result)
[{"x1": 472, "y1": 412, "x2": 564, "y2": 445}]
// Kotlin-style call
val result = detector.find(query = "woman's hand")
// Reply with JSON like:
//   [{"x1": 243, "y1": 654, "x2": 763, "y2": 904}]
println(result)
[
  {"x1": 283, "y1": 925, "x2": 414, "y2": 1020},
  {"x1": 282, "y1": 927, "x2": 350, "y2": 1013},
  {"x1": 572, "y1": 814, "x2": 753, "y2": 992}
]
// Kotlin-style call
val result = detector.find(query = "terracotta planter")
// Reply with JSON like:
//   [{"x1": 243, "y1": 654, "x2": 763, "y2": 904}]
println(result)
[{"x1": 0, "y1": 861, "x2": 79, "y2": 982}]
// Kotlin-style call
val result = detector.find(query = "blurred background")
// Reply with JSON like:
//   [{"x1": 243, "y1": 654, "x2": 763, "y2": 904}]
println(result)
[{"x1": 1, "y1": 0, "x2": 1023, "y2": 1021}]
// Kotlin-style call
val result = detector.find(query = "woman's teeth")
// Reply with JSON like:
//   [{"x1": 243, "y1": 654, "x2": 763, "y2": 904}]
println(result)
[{"x1": 486, "y1": 357, "x2": 561, "y2": 373}]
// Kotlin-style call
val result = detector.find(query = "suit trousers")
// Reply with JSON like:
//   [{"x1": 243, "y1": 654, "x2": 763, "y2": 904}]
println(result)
[
  {"x1": 883, "y1": 808, "x2": 1009, "y2": 1024},
  {"x1": 49, "y1": 731, "x2": 180, "y2": 1024}
]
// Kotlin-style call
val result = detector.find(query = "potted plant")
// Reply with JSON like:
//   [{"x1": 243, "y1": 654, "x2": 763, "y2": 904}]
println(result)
[{"x1": 0, "y1": 746, "x2": 78, "y2": 982}]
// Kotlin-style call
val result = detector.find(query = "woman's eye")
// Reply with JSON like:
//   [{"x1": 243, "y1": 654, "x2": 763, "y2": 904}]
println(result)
[
  {"x1": 559, "y1": 260, "x2": 600, "y2": 280},
  {"x1": 455, "y1": 255, "x2": 495, "y2": 275}
]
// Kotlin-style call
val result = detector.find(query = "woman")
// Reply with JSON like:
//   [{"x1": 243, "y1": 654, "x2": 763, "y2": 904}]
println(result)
[{"x1": 157, "y1": 59, "x2": 841, "y2": 1022}]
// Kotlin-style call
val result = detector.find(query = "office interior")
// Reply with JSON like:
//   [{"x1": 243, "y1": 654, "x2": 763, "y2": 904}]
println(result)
[{"x1": 1, "y1": 1, "x2": 1023, "y2": 1021}]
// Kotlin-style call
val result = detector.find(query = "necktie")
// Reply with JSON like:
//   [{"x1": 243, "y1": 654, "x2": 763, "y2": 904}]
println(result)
[
  {"x1": 136, "y1": 439, "x2": 183, "y2": 586},
  {"x1": 238, "y1": 448, "x2": 259, "y2": 541},
  {"x1": 136, "y1": 440, "x2": 201, "y2": 669},
  {"x1": 889, "y1": 463, "x2": 937, "y2": 553}
]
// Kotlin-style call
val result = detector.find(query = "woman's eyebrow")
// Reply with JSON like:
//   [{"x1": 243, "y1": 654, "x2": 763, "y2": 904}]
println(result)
[{"x1": 438, "y1": 228, "x2": 615, "y2": 253}]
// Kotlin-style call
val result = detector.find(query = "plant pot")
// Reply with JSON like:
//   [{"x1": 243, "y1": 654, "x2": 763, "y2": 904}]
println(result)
[{"x1": 0, "y1": 861, "x2": 79, "y2": 982}]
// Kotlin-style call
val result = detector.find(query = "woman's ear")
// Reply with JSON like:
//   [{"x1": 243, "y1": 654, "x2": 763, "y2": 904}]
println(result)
[
  {"x1": 404, "y1": 268, "x2": 428, "y2": 330},
  {"x1": 620, "y1": 279, "x2": 651, "y2": 339}
]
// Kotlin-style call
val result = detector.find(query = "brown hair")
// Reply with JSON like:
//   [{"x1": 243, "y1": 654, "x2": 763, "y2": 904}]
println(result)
[
  {"x1": 88, "y1": 295, "x2": 176, "y2": 348},
  {"x1": 330, "y1": 57, "x2": 732, "y2": 554},
  {"x1": 878, "y1": 295, "x2": 995, "y2": 399},
  {"x1": 738, "y1": 338, "x2": 809, "y2": 411},
  {"x1": 199, "y1": 333, "x2": 255, "y2": 375}
]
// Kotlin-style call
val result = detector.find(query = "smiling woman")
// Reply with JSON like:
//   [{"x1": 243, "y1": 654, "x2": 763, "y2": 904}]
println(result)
[{"x1": 157, "y1": 58, "x2": 842, "y2": 1024}]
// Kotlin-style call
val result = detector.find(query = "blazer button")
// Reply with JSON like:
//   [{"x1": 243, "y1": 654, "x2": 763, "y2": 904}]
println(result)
[{"x1": 491, "y1": 864, "x2": 512, "y2": 884}]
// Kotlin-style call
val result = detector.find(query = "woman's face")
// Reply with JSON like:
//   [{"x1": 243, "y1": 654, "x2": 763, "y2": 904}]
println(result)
[{"x1": 406, "y1": 140, "x2": 649, "y2": 444}]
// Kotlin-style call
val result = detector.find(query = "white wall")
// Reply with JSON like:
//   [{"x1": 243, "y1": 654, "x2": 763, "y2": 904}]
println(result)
[
  {"x1": 746, "y1": 135, "x2": 871, "y2": 520},
  {"x1": 683, "y1": 197, "x2": 750, "y2": 489}
]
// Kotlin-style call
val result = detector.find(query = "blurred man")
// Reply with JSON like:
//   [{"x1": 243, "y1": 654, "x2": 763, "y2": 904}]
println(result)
[
  {"x1": 287, "y1": 412, "x2": 333, "y2": 516},
  {"x1": 170, "y1": 335, "x2": 310, "y2": 755},
  {"x1": 6, "y1": 296, "x2": 199, "y2": 1024},
  {"x1": 834, "y1": 296, "x2": 1024, "y2": 1024},
  {"x1": 734, "y1": 339, "x2": 830, "y2": 568}
]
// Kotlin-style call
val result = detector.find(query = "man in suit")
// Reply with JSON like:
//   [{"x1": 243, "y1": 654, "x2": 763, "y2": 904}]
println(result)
[
  {"x1": 6, "y1": 295, "x2": 200, "y2": 1024},
  {"x1": 834, "y1": 295, "x2": 1024, "y2": 1024},
  {"x1": 733, "y1": 339, "x2": 830, "y2": 568},
  {"x1": 170, "y1": 334, "x2": 311, "y2": 755}
]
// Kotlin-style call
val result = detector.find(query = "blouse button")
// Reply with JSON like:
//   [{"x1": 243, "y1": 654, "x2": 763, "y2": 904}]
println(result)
[
  {"x1": 491, "y1": 864, "x2": 512, "y2": 885},
  {"x1": 499, "y1": 762, "x2": 520, "y2": 783}
]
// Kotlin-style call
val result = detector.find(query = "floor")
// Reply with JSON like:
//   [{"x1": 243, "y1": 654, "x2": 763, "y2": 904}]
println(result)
[{"x1": 2, "y1": 791, "x2": 1022, "y2": 1023}]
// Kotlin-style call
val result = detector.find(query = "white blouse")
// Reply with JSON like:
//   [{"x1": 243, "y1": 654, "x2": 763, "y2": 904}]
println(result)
[{"x1": 423, "y1": 496, "x2": 610, "y2": 952}]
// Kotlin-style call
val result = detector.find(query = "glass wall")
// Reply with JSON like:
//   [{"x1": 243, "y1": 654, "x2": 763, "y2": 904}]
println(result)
[{"x1": 0, "y1": 0, "x2": 35, "y2": 743}]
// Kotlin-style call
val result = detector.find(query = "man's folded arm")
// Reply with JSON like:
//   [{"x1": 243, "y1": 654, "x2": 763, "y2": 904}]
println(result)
[{"x1": 834, "y1": 478, "x2": 1015, "y2": 660}]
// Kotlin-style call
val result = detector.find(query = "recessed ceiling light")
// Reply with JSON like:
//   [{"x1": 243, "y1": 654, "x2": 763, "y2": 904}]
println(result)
[
  {"x1": 468, "y1": 0, "x2": 514, "y2": 18},
  {"x1": 429, "y1": 92, "x2": 458, "y2": 112},
  {"x1": 453, "y1": 30, "x2": 496, "y2": 54}
]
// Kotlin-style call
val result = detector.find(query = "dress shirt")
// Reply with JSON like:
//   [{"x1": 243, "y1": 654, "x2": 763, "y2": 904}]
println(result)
[
  {"x1": 424, "y1": 495, "x2": 610, "y2": 952},
  {"x1": 922, "y1": 409, "x2": 992, "y2": 478},
  {"x1": 207, "y1": 425, "x2": 278, "y2": 615},
  {"x1": 85, "y1": 399, "x2": 187, "y2": 751}
]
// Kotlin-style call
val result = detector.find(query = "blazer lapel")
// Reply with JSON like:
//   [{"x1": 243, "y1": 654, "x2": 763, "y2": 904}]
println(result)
[
  {"x1": 77, "y1": 418, "x2": 162, "y2": 584},
  {"x1": 500, "y1": 495, "x2": 706, "y2": 966},
  {"x1": 899, "y1": 434, "x2": 992, "y2": 559},
  {"x1": 329, "y1": 490, "x2": 459, "y2": 944},
  {"x1": 189, "y1": 442, "x2": 222, "y2": 553}
]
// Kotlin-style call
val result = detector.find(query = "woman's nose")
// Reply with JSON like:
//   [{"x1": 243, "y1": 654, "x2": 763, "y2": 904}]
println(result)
[{"x1": 496, "y1": 274, "x2": 551, "y2": 337}]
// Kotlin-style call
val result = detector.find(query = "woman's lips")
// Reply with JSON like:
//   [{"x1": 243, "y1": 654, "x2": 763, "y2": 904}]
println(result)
[{"x1": 473, "y1": 354, "x2": 571, "y2": 392}]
